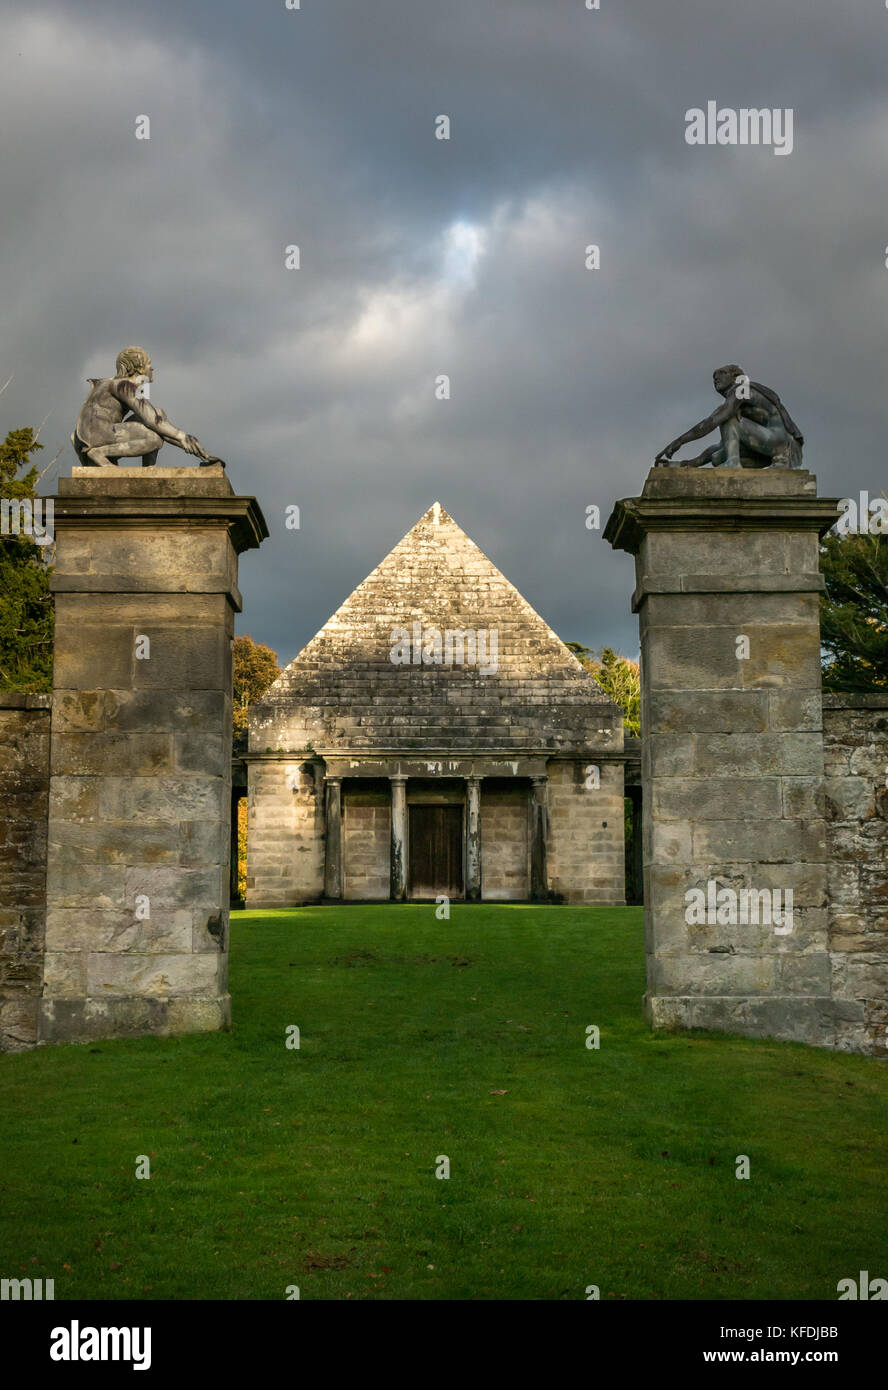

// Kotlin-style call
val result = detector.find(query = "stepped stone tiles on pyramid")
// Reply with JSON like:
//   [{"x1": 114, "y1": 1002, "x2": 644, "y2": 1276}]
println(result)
[{"x1": 252, "y1": 502, "x2": 615, "y2": 753}]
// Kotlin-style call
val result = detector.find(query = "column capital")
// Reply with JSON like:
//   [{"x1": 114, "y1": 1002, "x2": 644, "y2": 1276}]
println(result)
[{"x1": 605, "y1": 468, "x2": 839, "y2": 558}]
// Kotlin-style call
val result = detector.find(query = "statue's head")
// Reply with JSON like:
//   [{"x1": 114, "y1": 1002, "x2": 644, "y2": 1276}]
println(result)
[
  {"x1": 713, "y1": 364, "x2": 743, "y2": 396},
  {"x1": 116, "y1": 346, "x2": 153, "y2": 382}
]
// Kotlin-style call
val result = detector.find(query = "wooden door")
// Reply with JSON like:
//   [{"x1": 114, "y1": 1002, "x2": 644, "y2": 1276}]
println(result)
[{"x1": 408, "y1": 804, "x2": 464, "y2": 899}]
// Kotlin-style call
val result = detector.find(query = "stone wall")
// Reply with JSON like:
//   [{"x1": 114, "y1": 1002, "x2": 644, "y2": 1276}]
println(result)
[
  {"x1": 343, "y1": 784, "x2": 390, "y2": 900},
  {"x1": 547, "y1": 759, "x2": 626, "y2": 905},
  {"x1": 246, "y1": 759, "x2": 323, "y2": 907},
  {"x1": 480, "y1": 783, "x2": 529, "y2": 900},
  {"x1": 823, "y1": 693, "x2": 888, "y2": 1054},
  {"x1": 0, "y1": 694, "x2": 51, "y2": 1051}
]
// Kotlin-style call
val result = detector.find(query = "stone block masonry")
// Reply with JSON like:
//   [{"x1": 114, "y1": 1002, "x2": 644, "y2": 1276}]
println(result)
[
  {"x1": 546, "y1": 759, "x2": 625, "y2": 905},
  {"x1": 249, "y1": 503, "x2": 626, "y2": 906},
  {"x1": 343, "y1": 784, "x2": 391, "y2": 900},
  {"x1": 245, "y1": 758, "x2": 324, "y2": 906},
  {"x1": 39, "y1": 468, "x2": 266, "y2": 1046},
  {"x1": 0, "y1": 694, "x2": 51, "y2": 1050},
  {"x1": 823, "y1": 693, "x2": 888, "y2": 1054},
  {"x1": 604, "y1": 468, "x2": 881, "y2": 1052},
  {"x1": 480, "y1": 782, "x2": 529, "y2": 900}
]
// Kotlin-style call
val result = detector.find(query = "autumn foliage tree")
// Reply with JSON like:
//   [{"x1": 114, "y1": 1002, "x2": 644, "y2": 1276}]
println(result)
[
  {"x1": 566, "y1": 642, "x2": 641, "y2": 736},
  {"x1": 232, "y1": 633, "x2": 281, "y2": 749},
  {"x1": 233, "y1": 634, "x2": 282, "y2": 900}
]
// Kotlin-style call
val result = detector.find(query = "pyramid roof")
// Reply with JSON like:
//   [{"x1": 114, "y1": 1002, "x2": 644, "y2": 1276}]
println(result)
[{"x1": 252, "y1": 502, "x2": 617, "y2": 754}]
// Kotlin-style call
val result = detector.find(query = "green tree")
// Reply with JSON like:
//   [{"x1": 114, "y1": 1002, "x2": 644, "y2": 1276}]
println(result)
[
  {"x1": 820, "y1": 531, "x2": 888, "y2": 690},
  {"x1": 233, "y1": 633, "x2": 281, "y2": 750},
  {"x1": 0, "y1": 426, "x2": 54, "y2": 691},
  {"x1": 566, "y1": 642, "x2": 641, "y2": 735}
]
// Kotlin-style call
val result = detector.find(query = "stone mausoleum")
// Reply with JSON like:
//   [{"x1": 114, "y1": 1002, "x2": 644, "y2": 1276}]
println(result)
[{"x1": 246, "y1": 503, "x2": 627, "y2": 905}]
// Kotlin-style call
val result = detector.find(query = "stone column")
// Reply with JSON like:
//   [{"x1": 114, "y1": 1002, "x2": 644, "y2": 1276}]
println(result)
[
  {"x1": 322, "y1": 772, "x2": 344, "y2": 900},
  {"x1": 324, "y1": 776, "x2": 343, "y2": 900},
  {"x1": 41, "y1": 467, "x2": 267, "y2": 1045},
  {"x1": 605, "y1": 467, "x2": 840, "y2": 1047},
  {"x1": 389, "y1": 774, "x2": 407, "y2": 900},
  {"x1": 465, "y1": 776, "x2": 482, "y2": 901},
  {"x1": 530, "y1": 774, "x2": 549, "y2": 901}
]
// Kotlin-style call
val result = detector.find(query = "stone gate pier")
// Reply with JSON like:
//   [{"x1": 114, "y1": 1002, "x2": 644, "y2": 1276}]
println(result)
[
  {"x1": 40, "y1": 468, "x2": 267, "y2": 1044},
  {"x1": 605, "y1": 467, "x2": 859, "y2": 1049}
]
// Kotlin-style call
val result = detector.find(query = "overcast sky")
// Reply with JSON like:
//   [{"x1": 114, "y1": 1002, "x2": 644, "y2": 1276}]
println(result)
[{"x1": 2, "y1": 0, "x2": 886, "y2": 667}]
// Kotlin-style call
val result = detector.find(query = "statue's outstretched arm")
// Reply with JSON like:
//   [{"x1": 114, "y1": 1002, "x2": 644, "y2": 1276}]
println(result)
[
  {"x1": 656, "y1": 398, "x2": 734, "y2": 459},
  {"x1": 113, "y1": 380, "x2": 211, "y2": 459},
  {"x1": 113, "y1": 380, "x2": 181, "y2": 443}
]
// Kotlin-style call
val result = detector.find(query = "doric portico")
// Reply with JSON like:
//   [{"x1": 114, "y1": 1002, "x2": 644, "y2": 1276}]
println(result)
[
  {"x1": 247, "y1": 503, "x2": 627, "y2": 906},
  {"x1": 315, "y1": 753, "x2": 553, "y2": 902}
]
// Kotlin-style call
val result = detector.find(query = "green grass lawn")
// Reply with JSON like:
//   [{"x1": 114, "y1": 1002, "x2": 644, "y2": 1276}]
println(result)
[{"x1": 1, "y1": 905, "x2": 886, "y2": 1301}]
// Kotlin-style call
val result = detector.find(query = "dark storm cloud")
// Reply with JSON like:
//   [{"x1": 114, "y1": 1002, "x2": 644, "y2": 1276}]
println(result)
[{"x1": 1, "y1": 0, "x2": 887, "y2": 665}]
